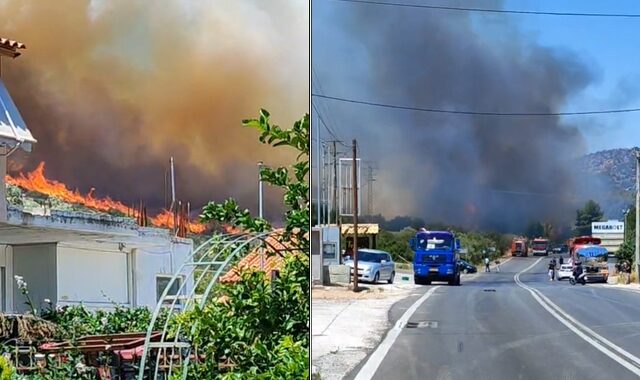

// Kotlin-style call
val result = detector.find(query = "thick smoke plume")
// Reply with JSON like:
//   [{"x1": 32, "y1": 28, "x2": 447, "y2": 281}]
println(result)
[
  {"x1": 0, "y1": 1, "x2": 308, "y2": 222},
  {"x1": 315, "y1": 1, "x2": 598, "y2": 232}
]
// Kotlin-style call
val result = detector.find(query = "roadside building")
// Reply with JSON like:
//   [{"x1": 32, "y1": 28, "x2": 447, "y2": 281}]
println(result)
[
  {"x1": 0, "y1": 36, "x2": 194, "y2": 312},
  {"x1": 1, "y1": 207, "x2": 193, "y2": 313},
  {"x1": 591, "y1": 220, "x2": 624, "y2": 254},
  {"x1": 341, "y1": 223, "x2": 379, "y2": 257}
]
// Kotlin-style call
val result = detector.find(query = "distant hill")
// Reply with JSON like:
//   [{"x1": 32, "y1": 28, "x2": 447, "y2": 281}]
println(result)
[
  {"x1": 579, "y1": 148, "x2": 637, "y2": 192},
  {"x1": 578, "y1": 148, "x2": 638, "y2": 219}
]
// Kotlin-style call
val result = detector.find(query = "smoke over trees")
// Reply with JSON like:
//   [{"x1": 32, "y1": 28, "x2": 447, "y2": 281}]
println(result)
[
  {"x1": 313, "y1": 0, "x2": 599, "y2": 232},
  {"x1": 0, "y1": 1, "x2": 308, "y2": 222}
]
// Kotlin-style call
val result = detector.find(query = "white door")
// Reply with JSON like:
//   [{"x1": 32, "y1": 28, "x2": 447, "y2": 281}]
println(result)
[
  {"x1": 386, "y1": 254, "x2": 394, "y2": 278},
  {"x1": 380, "y1": 253, "x2": 391, "y2": 279}
]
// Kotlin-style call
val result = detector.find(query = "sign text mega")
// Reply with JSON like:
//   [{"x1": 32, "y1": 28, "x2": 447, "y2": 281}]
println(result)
[{"x1": 591, "y1": 221, "x2": 624, "y2": 234}]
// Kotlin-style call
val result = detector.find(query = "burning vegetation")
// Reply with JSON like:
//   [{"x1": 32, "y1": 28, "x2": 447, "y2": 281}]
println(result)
[{"x1": 6, "y1": 162, "x2": 207, "y2": 234}]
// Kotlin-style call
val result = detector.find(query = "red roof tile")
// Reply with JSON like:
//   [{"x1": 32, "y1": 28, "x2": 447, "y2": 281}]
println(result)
[{"x1": 219, "y1": 230, "x2": 300, "y2": 283}]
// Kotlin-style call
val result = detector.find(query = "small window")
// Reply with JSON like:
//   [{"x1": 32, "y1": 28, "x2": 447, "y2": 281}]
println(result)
[
  {"x1": 323, "y1": 243, "x2": 336, "y2": 259},
  {"x1": 156, "y1": 275, "x2": 184, "y2": 304}
]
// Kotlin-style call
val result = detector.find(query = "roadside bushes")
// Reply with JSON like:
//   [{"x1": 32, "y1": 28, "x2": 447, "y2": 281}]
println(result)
[
  {"x1": 377, "y1": 227, "x2": 507, "y2": 266},
  {"x1": 457, "y1": 232, "x2": 504, "y2": 265},
  {"x1": 377, "y1": 228, "x2": 416, "y2": 263},
  {"x1": 40, "y1": 304, "x2": 171, "y2": 341},
  {"x1": 169, "y1": 255, "x2": 309, "y2": 379}
]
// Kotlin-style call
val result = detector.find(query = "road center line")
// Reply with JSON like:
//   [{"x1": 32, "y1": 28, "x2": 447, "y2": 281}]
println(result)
[
  {"x1": 354, "y1": 285, "x2": 440, "y2": 380},
  {"x1": 515, "y1": 259, "x2": 640, "y2": 376}
]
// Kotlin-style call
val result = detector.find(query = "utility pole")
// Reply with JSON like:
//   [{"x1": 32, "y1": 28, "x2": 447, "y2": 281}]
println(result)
[
  {"x1": 316, "y1": 114, "x2": 321, "y2": 227},
  {"x1": 170, "y1": 157, "x2": 176, "y2": 207},
  {"x1": 258, "y1": 161, "x2": 264, "y2": 219},
  {"x1": 333, "y1": 142, "x2": 338, "y2": 225},
  {"x1": 321, "y1": 142, "x2": 327, "y2": 225},
  {"x1": 170, "y1": 157, "x2": 176, "y2": 234},
  {"x1": 366, "y1": 165, "x2": 374, "y2": 216},
  {"x1": 635, "y1": 149, "x2": 640, "y2": 283},
  {"x1": 333, "y1": 141, "x2": 341, "y2": 263},
  {"x1": 624, "y1": 209, "x2": 630, "y2": 243},
  {"x1": 352, "y1": 139, "x2": 359, "y2": 292}
]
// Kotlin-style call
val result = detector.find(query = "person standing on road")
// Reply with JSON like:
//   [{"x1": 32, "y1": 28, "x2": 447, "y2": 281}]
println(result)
[
  {"x1": 548, "y1": 259, "x2": 556, "y2": 281},
  {"x1": 494, "y1": 259, "x2": 501, "y2": 272},
  {"x1": 559, "y1": 256, "x2": 564, "y2": 266},
  {"x1": 484, "y1": 257, "x2": 490, "y2": 272}
]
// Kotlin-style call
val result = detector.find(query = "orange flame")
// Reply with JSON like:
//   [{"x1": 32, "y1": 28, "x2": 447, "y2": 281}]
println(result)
[
  {"x1": 223, "y1": 224, "x2": 244, "y2": 234},
  {"x1": 6, "y1": 162, "x2": 206, "y2": 234},
  {"x1": 148, "y1": 209, "x2": 207, "y2": 234}
]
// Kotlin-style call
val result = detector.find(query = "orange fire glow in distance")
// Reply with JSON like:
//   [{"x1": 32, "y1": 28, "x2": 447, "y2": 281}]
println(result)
[{"x1": 6, "y1": 162, "x2": 206, "y2": 234}]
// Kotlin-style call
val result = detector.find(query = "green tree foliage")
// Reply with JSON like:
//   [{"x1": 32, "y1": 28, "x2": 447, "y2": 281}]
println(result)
[
  {"x1": 542, "y1": 222, "x2": 554, "y2": 239},
  {"x1": 616, "y1": 238, "x2": 634, "y2": 272},
  {"x1": 0, "y1": 355, "x2": 15, "y2": 380},
  {"x1": 574, "y1": 200, "x2": 604, "y2": 236},
  {"x1": 624, "y1": 205, "x2": 636, "y2": 240},
  {"x1": 40, "y1": 305, "x2": 171, "y2": 341},
  {"x1": 201, "y1": 109, "x2": 309, "y2": 251},
  {"x1": 457, "y1": 232, "x2": 503, "y2": 264},
  {"x1": 524, "y1": 221, "x2": 544, "y2": 239},
  {"x1": 617, "y1": 205, "x2": 636, "y2": 272},
  {"x1": 376, "y1": 227, "x2": 506, "y2": 266},
  {"x1": 188, "y1": 110, "x2": 309, "y2": 379},
  {"x1": 170, "y1": 256, "x2": 309, "y2": 379},
  {"x1": 376, "y1": 228, "x2": 417, "y2": 263}
]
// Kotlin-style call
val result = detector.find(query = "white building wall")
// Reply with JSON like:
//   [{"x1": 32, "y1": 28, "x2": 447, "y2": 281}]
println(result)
[
  {"x1": 592, "y1": 220, "x2": 625, "y2": 254},
  {"x1": 12, "y1": 244, "x2": 57, "y2": 313},
  {"x1": 57, "y1": 242, "x2": 129, "y2": 308},
  {"x1": 133, "y1": 238, "x2": 193, "y2": 309},
  {"x1": 1, "y1": 221, "x2": 194, "y2": 311}
]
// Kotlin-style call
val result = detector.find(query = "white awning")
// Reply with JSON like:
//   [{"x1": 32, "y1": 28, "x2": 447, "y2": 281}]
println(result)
[{"x1": 0, "y1": 78, "x2": 36, "y2": 151}]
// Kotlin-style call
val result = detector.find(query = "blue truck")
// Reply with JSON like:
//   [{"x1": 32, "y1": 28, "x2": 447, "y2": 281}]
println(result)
[{"x1": 410, "y1": 230, "x2": 461, "y2": 286}]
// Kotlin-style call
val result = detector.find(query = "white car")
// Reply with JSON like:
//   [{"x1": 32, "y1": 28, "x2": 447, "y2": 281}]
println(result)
[
  {"x1": 558, "y1": 264, "x2": 573, "y2": 280},
  {"x1": 344, "y1": 249, "x2": 396, "y2": 284}
]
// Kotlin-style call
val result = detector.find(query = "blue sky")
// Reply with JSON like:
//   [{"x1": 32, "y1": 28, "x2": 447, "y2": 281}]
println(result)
[
  {"x1": 502, "y1": 0, "x2": 640, "y2": 152},
  {"x1": 313, "y1": 0, "x2": 640, "y2": 154}
]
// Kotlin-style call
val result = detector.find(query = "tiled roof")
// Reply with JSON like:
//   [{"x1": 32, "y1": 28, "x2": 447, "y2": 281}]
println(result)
[
  {"x1": 0, "y1": 38, "x2": 26, "y2": 50},
  {"x1": 341, "y1": 223, "x2": 379, "y2": 235},
  {"x1": 219, "y1": 231, "x2": 301, "y2": 283}
]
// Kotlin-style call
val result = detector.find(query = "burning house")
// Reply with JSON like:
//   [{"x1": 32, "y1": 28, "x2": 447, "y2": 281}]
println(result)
[{"x1": 0, "y1": 37, "x2": 194, "y2": 313}]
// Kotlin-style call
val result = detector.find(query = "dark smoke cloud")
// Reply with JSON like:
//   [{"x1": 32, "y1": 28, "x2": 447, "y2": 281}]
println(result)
[
  {"x1": 1, "y1": 1, "x2": 308, "y2": 222},
  {"x1": 314, "y1": 0, "x2": 596, "y2": 232}
]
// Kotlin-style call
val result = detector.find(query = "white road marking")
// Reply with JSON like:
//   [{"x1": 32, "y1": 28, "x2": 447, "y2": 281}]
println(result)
[
  {"x1": 515, "y1": 258, "x2": 640, "y2": 376},
  {"x1": 354, "y1": 286, "x2": 440, "y2": 380},
  {"x1": 590, "y1": 284, "x2": 640, "y2": 295}
]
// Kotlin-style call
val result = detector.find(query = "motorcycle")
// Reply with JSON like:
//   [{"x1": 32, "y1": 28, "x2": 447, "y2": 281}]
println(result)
[{"x1": 569, "y1": 272, "x2": 586, "y2": 285}]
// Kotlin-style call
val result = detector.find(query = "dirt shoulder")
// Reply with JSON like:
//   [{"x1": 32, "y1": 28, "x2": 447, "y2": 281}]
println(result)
[{"x1": 312, "y1": 283, "x2": 416, "y2": 380}]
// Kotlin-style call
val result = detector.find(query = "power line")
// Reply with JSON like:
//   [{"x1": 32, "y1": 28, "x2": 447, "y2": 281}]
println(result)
[
  {"x1": 312, "y1": 101, "x2": 350, "y2": 147},
  {"x1": 331, "y1": 0, "x2": 640, "y2": 18},
  {"x1": 312, "y1": 101, "x2": 340, "y2": 140},
  {"x1": 313, "y1": 69, "x2": 343, "y2": 138},
  {"x1": 313, "y1": 93, "x2": 640, "y2": 117}
]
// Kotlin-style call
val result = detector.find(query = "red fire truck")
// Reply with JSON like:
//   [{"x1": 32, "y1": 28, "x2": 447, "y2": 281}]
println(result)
[
  {"x1": 510, "y1": 237, "x2": 528, "y2": 257},
  {"x1": 530, "y1": 238, "x2": 550, "y2": 256},
  {"x1": 567, "y1": 236, "x2": 602, "y2": 262}
]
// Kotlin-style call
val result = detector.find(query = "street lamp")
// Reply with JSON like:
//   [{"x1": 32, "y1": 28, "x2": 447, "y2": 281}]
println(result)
[
  {"x1": 258, "y1": 161, "x2": 264, "y2": 219},
  {"x1": 623, "y1": 209, "x2": 630, "y2": 242}
]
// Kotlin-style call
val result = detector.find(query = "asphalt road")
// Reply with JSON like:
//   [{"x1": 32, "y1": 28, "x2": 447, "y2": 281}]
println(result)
[{"x1": 345, "y1": 255, "x2": 640, "y2": 380}]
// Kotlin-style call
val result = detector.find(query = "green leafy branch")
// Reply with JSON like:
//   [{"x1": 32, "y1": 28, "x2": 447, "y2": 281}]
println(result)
[{"x1": 200, "y1": 110, "x2": 309, "y2": 252}]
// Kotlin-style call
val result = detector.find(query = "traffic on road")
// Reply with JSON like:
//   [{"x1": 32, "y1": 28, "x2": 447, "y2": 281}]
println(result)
[{"x1": 346, "y1": 255, "x2": 640, "y2": 380}]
